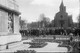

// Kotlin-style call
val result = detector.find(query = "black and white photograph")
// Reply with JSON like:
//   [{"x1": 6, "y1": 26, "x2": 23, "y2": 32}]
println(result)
[{"x1": 0, "y1": 0, "x2": 80, "y2": 53}]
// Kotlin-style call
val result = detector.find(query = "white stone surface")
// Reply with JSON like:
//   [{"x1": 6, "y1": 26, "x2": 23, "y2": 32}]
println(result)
[
  {"x1": 28, "y1": 42, "x2": 68, "y2": 52},
  {"x1": 14, "y1": 15, "x2": 20, "y2": 34},
  {"x1": 0, "y1": 9, "x2": 8, "y2": 35},
  {"x1": 0, "y1": 34, "x2": 22, "y2": 45},
  {"x1": 0, "y1": 0, "x2": 19, "y2": 11},
  {"x1": 0, "y1": 40, "x2": 68, "y2": 53}
]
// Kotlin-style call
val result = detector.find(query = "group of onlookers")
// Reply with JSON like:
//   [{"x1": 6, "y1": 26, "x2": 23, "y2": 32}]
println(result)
[{"x1": 19, "y1": 28, "x2": 80, "y2": 37}]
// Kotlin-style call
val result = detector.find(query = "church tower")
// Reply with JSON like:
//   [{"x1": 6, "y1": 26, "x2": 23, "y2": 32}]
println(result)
[
  {"x1": 60, "y1": 0, "x2": 66, "y2": 12},
  {"x1": 53, "y1": 0, "x2": 73, "y2": 28}
]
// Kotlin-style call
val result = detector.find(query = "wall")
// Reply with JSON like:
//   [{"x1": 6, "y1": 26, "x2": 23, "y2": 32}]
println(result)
[
  {"x1": 0, "y1": 9, "x2": 8, "y2": 35},
  {"x1": 54, "y1": 11, "x2": 72, "y2": 28},
  {"x1": 14, "y1": 14, "x2": 20, "y2": 34},
  {"x1": 0, "y1": 0, "x2": 21, "y2": 50}
]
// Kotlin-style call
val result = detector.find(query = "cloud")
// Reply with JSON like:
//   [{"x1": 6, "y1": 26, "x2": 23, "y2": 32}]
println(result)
[
  {"x1": 67, "y1": 8, "x2": 79, "y2": 22},
  {"x1": 17, "y1": 0, "x2": 79, "y2": 23},
  {"x1": 31, "y1": 0, "x2": 60, "y2": 6},
  {"x1": 31, "y1": 0, "x2": 79, "y2": 7}
]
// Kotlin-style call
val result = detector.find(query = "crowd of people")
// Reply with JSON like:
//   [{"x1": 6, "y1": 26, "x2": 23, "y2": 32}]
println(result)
[
  {"x1": 19, "y1": 28, "x2": 80, "y2": 52},
  {"x1": 19, "y1": 28, "x2": 80, "y2": 37}
]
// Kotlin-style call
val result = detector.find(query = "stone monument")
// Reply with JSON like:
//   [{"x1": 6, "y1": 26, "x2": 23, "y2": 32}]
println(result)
[{"x1": 0, "y1": 0, "x2": 22, "y2": 50}]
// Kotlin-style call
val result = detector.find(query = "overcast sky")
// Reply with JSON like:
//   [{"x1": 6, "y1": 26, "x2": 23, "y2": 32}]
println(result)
[{"x1": 17, "y1": 0, "x2": 79, "y2": 23}]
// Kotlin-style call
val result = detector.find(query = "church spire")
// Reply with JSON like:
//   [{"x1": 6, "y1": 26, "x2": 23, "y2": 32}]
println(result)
[
  {"x1": 60, "y1": 0, "x2": 66, "y2": 12},
  {"x1": 60, "y1": 0, "x2": 64, "y2": 9},
  {"x1": 61, "y1": 0, "x2": 64, "y2": 6}
]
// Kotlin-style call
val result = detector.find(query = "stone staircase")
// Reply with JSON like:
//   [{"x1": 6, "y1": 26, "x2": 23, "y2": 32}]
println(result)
[{"x1": 0, "y1": 41, "x2": 23, "y2": 51}]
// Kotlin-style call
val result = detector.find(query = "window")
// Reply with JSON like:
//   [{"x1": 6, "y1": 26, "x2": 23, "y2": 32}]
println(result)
[{"x1": 60, "y1": 15, "x2": 63, "y2": 18}]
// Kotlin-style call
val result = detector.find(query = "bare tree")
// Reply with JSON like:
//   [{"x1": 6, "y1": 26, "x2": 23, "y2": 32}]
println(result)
[
  {"x1": 78, "y1": 14, "x2": 80, "y2": 28},
  {"x1": 39, "y1": 14, "x2": 50, "y2": 28},
  {"x1": 20, "y1": 20, "x2": 27, "y2": 30}
]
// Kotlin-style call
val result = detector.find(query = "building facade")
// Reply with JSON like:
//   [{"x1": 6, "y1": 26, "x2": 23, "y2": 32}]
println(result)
[
  {"x1": 53, "y1": 1, "x2": 73, "y2": 28},
  {"x1": 0, "y1": 0, "x2": 21, "y2": 50}
]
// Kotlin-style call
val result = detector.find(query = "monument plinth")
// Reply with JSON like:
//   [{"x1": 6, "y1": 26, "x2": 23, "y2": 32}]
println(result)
[{"x1": 0, "y1": 0, "x2": 22, "y2": 50}]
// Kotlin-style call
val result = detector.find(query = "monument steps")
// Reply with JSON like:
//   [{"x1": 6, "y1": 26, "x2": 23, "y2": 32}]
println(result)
[{"x1": 0, "y1": 41, "x2": 23, "y2": 51}]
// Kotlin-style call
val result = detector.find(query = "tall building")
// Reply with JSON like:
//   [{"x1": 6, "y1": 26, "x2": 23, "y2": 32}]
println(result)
[
  {"x1": 0, "y1": 0, "x2": 21, "y2": 50},
  {"x1": 53, "y1": 0, "x2": 73, "y2": 28}
]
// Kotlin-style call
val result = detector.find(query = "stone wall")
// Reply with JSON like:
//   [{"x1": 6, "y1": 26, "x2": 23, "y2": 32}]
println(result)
[
  {"x1": 0, "y1": 9, "x2": 8, "y2": 35},
  {"x1": 0, "y1": 0, "x2": 21, "y2": 50},
  {"x1": 14, "y1": 14, "x2": 20, "y2": 34}
]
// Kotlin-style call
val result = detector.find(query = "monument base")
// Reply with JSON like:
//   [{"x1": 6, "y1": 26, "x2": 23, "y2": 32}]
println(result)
[{"x1": 0, "y1": 34, "x2": 22, "y2": 50}]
